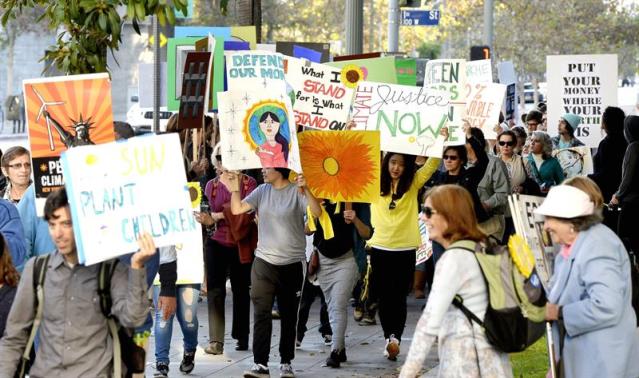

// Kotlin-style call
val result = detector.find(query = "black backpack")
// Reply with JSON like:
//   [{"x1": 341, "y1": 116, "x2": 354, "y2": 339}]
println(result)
[{"x1": 16, "y1": 256, "x2": 146, "y2": 378}]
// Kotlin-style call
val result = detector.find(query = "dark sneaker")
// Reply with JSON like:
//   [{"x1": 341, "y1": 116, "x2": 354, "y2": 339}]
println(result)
[
  {"x1": 384, "y1": 335, "x2": 400, "y2": 361},
  {"x1": 279, "y1": 363, "x2": 295, "y2": 378},
  {"x1": 338, "y1": 348, "x2": 347, "y2": 362},
  {"x1": 325, "y1": 350, "x2": 341, "y2": 368},
  {"x1": 235, "y1": 339, "x2": 249, "y2": 351},
  {"x1": 244, "y1": 363, "x2": 270, "y2": 378},
  {"x1": 322, "y1": 334, "x2": 332, "y2": 346},
  {"x1": 156, "y1": 361, "x2": 169, "y2": 377},
  {"x1": 179, "y1": 350, "x2": 196, "y2": 373},
  {"x1": 204, "y1": 341, "x2": 224, "y2": 355}
]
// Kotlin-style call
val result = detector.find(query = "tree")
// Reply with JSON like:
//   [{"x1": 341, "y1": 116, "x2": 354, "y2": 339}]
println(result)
[{"x1": 0, "y1": 0, "x2": 189, "y2": 74}]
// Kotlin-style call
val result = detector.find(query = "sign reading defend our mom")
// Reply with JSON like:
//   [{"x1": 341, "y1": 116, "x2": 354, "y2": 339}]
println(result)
[
  {"x1": 350, "y1": 82, "x2": 450, "y2": 157},
  {"x1": 61, "y1": 133, "x2": 197, "y2": 265}
]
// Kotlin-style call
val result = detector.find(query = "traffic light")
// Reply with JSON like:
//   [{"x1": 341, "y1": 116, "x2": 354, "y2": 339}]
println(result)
[
  {"x1": 399, "y1": 0, "x2": 421, "y2": 7},
  {"x1": 470, "y1": 45, "x2": 491, "y2": 61}
]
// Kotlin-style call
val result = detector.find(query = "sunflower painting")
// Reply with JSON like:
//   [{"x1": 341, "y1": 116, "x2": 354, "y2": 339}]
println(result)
[{"x1": 299, "y1": 130, "x2": 380, "y2": 203}]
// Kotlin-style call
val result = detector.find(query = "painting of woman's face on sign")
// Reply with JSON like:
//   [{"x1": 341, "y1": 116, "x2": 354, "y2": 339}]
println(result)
[{"x1": 244, "y1": 101, "x2": 291, "y2": 168}]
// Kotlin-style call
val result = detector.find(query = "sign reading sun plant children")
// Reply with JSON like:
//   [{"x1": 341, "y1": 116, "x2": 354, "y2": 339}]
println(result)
[
  {"x1": 349, "y1": 82, "x2": 450, "y2": 157},
  {"x1": 286, "y1": 58, "x2": 354, "y2": 130},
  {"x1": 61, "y1": 133, "x2": 197, "y2": 265}
]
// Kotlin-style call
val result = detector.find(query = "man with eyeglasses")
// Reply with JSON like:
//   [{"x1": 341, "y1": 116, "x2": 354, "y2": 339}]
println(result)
[
  {"x1": 525, "y1": 110, "x2": 543, "y2": 135},
  {"x1": 0, "y1": 146, "x2": 32, "y2": 204}
]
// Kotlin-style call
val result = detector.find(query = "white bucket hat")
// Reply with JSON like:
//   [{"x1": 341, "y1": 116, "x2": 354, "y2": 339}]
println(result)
[{"x1": 534, "y1": 185, "x2": 594, "y2": 219}]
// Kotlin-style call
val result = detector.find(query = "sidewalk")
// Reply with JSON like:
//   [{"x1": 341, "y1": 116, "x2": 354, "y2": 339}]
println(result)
[{"x1": 144, "y1": 291, "x2": 439, "y2": 378}]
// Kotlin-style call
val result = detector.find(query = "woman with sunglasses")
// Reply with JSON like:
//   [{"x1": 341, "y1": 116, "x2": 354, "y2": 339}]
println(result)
[
  {"x1": 368, "y1": 129, "x2": 446, "y2": 362},
  {"x1": 400, "y1": 185, "x2": 511, "y2": 378},
  {"x1": 497, "y1": 130, "x2": 530, "y2": 194}
]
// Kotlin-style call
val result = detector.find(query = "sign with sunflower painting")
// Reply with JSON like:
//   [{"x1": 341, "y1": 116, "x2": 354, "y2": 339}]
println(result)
[
  {"x1": 61, "y1": 133, "x2": 198, "y2": 265},
  {"x1": 286, "y1": 58, "x2": 355, "y2": 131},
  {"x1": 23, "y1": 73, "x2": 116, "y2": 215},
  {"x1": 327, "y1": 56, "x2": 398, "y2": 86},
  {"x1": 298, "y1": 130, "x2": 380, "y2": 203},
  {"x1": 349, "y1": 81, "x2": 450, "y2": 157}
]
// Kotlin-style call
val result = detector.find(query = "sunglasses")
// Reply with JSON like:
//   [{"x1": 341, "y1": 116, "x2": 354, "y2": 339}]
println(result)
[
  {"x1": 421, "y1": 205, "x2": 438, "y2": 218},
  {"x1": 443, "y1": 154, "x2": 459, "y2": 161},
  {"x1": 498, "y1": 140, "x2": 515, "y2": 147}
]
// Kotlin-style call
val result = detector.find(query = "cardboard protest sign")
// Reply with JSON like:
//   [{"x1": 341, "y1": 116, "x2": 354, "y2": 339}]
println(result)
[
  {"x1": 466, "y1": 59, "x2": 493, "y2": 83},
  {"x1": 497, "y1": 61, "x2": 518, "y2": 123},
  {"x1": 23, "y1": 73, "x2": 116, "y2": 215},
  {"x1": 328, "y1": 56, "x2": 398, "y2": 86},
  {"x1": 349, "y1": 82, "x2": 450, "y2": 157},
  {"x1": 61, "y1": 133, "x2": 196, "y2": 265},
  {"x1": 508, "y1": 194, "x2": 557, "y2": 290},
  {"x1": 464, "y1": 82, "x2": 506, "y2": 139},
  {"x1": 276, "y1": 41, "x2": 331, "y2": 63},
  {"x1": 395, "y1": 58, "x2": 418, "y2": 86},
  {"x1": 218, "y1": 90, "x2": 301, "y2": 172},
  {"x1": 225, "y1": 51, "x2": 287, "y2": 93},
  {"x1": 546, "y1": 54, "x2": 618, "y2": 147},
  {"x1": 177, "y1": 52, "x2": 213, "y2": 129},
  {"x1": 298, "y1": 130, "x2": 380, "y2": 203},
  {"x1": 175, "y1": 26, "x2": 257, "y2": 49},
  {"x1": 552, "y1": 146, "x2": 593, "y2": 178},
  {"x1": 285, "y1": 58, "x2": 354, "y2": 130},
  {"x1": 424, "y1": 59, "x2": 466, "y2": 145},
  {"x1": 293, "y1": 45, "x2": 322, "y2": 63}
]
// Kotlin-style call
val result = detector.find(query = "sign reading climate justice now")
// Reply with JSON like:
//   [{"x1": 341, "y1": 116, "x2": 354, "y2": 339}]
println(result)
[
  {"x1": 350, "y1": 82, "x2": 450, "y2": 157},
  {"x1": 61, "y1": 134, "x2": 197, "y2": 265},
  {"x1": 546, "y1": 54, "x2": 618, "y2": 147}
]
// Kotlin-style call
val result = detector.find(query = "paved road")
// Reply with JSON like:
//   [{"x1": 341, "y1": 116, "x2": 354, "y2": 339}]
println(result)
[{"x1": 143, "y1": 291, "x2": 438, "y2": 378}]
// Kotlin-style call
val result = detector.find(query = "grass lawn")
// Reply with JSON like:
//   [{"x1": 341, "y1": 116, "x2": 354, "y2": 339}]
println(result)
[{"x1": 510, "y1": 337, "x2": 550, "y2": 378}]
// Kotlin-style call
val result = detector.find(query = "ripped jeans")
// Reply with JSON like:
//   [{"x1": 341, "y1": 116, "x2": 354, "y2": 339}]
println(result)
[{"x1": 152, "y1": 284, "x2": 201, "y2": 363}]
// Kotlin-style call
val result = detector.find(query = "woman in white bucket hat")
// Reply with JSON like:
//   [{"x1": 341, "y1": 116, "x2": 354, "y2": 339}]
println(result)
[{"x1": 535, "y1": 182, "x2": 639, "y2": 378}]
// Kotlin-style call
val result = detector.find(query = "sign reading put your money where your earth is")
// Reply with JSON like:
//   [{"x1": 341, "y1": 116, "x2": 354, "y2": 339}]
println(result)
[
  {"x1": 286, "y1": 58, "x2": 354, "y2": 131},
  {"x1": 349, "y1": 82, "x2": 450, "y2": 157},
  {"x1": 62, "y1": 134, "x2": 198, "y2": 265}
]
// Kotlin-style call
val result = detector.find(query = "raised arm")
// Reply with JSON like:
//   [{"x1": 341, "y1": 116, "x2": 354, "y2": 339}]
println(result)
[{"x1": 227, "y1": 172, "x2": 255, "y2": 215}]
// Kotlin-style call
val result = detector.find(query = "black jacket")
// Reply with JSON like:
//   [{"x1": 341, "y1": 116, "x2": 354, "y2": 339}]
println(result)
[
  {"x1": 616, "y1": 116, "x2": 639, "y2": 204},
  {"x1": 589, "y1": 133, "x2": 627, "y2": 202}
]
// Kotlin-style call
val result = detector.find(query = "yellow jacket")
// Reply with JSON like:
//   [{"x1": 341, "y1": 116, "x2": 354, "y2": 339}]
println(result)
[{"x1": 368, "y1": 158, "x2": 441, "y2": 250}]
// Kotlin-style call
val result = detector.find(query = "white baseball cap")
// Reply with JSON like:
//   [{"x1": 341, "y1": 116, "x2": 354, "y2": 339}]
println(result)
[{"x1": 534, "y1": 185, "x2": 594, "y2": 218}]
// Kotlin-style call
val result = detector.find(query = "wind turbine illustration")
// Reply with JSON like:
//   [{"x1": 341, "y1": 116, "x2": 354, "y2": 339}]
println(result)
[{"x1": 33, "y1": 87, "x2": 65, "y2": 151}]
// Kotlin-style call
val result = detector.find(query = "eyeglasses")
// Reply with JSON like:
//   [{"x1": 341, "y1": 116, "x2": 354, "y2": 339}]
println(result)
[
  {"x1": 421, "y1": 205, "x2": 438, "y2": 218},
  {"x1": 389, "y1": 193, "x2": 400, "y2": 210},
  {"x1": 6, "y1": 162, "x2": 31, "y2": 170},
  {"x1": 498, "y1": 140, "x2": 515, "y2": 147},
  {"x1": 443, "y1": 154, "x2": 459, "y2": 161}
]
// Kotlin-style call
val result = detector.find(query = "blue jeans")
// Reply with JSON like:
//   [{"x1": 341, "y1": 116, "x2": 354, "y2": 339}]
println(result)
[{"x1": 152, "y1": 284, "x2": 201, "y2": 363}]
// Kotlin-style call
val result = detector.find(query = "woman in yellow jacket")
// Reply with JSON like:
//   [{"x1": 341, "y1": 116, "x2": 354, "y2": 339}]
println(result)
[{"x1": 369, "y1": 151, "x2": 441, "y2": 361}]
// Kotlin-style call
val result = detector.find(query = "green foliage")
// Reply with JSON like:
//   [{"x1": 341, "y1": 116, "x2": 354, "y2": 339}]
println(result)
[
  {"x1": 417, "y1": 41, "x2": 440, "y2": 59},
  {"x1": 0, "y1": 0, "x2": 190, "y2": 74}
]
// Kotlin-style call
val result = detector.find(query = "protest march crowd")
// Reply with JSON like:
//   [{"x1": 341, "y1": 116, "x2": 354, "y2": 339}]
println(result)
[{"x1": 0, "y1": 39, "x2": 637, "y2": 378}]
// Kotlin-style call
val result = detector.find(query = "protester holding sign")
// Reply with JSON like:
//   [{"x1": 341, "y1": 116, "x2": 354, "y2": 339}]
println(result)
[
  {"x1": 551, "y1": 113, "x2": 585, "y2": 149},
  {"x1": 535, "y1": 183, "x2": 639, "y2": 378},
  {"x1": 367, "y1": 128, "x2": 445, "y2": 361},
  {"x1": 400, "y1": 185, "x2": 512, "y2": 378},
  {"x1": 229, "y1": 168, "x2": 320, "y2": 378}
]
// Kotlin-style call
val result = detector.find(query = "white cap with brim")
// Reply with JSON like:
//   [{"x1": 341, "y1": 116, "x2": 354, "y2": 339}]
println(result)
[{"x1": 534, "y1": 185, "x2": 595, "y2": 219}]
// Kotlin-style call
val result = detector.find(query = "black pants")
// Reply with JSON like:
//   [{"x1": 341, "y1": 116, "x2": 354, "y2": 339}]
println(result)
[
  {"x1": 619, "y1": 201, "x2": 639, "y2": 254},
  {"x1": 206, "y1": 239, "x2": 252, "y2": 344},
  {"x1": 296, "y1": 278, "x2": 331, "y2": 342},
  {"x1": 369, "y1": 248, "x2": 415, "y2": 341},
  {"x1": 251, "y1": 257, "x2": 304, "y2": 365}
]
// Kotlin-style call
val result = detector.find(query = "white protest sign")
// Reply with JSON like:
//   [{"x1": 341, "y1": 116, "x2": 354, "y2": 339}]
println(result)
[
  {"x1": 546, "y1": 54, "x2": 617, "y2": 147},
  {"x1": 349, "y1": 82, "x2": 450, "y2": 157},
  {"x1": 553, "y1": 146, "x2": 594, "y2": 178},
  {"x1": 286, "y1": 58, "x2": 354, "y2": 130},
  {"x1": 464, "y1": 82, "x2": 507, "y2": 139},
  {"x1": 497, "y1": 61, "x2": 518, "y2": 123},
  {"x1": 226, "y1": 51, "x2": 288, "y2": 92},
  {"x1": 218, "y1": 90, "x2": 301, "y2": 172},
  {"x1": 466, "y1": 59, "x2": 493, "y2": 83},
  {"x1": 416, "y1": 216, "x2": 432, "y2": 265},
  {"x1": 424, "y1": 59, "x2": 466, "y2": 145},
  {"x1": 61, "y1": 134, "x2": 197, "y2": 265}
]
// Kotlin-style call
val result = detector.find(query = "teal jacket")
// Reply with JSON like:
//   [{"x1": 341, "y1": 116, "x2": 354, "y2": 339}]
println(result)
[{"x1": 527, "y1": 154, "x2": 564, "y2": 189}]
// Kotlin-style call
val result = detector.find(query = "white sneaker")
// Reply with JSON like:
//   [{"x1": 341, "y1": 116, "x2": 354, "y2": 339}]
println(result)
[{"x1": 280, "y1": 363, "x2": 295, "y2": 378}]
